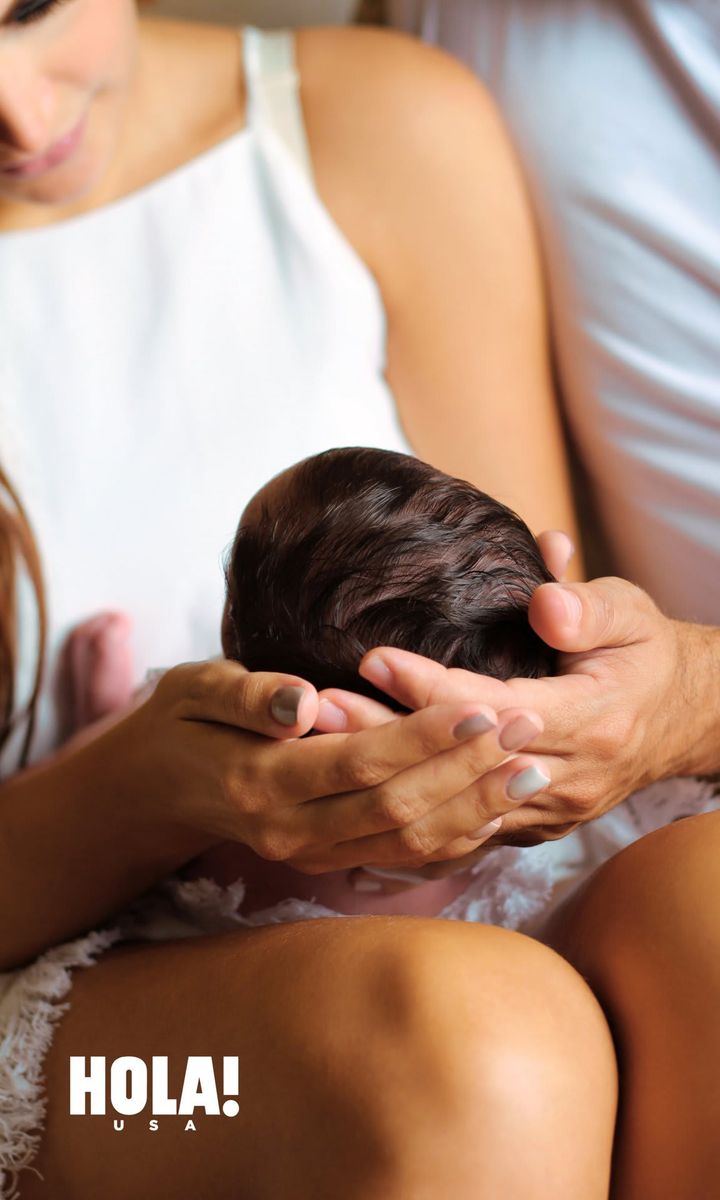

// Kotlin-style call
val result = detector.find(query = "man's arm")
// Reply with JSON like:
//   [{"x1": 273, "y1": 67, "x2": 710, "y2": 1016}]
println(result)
[{"x1": 297, "y1": 26, "x2": 585, "y2": 573}]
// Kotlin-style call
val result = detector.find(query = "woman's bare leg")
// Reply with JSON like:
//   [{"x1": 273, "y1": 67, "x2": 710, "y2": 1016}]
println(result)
[
  {"x1": 21, "y1": 915, "x2": 617, "y2": 1200},
  {"x1": 545, "y1": 810, "x2": 720, "y2": 1200}
]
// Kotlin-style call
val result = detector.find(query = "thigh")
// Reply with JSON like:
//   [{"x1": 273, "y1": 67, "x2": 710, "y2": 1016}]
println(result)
[
  {"x1": 21, "y1": 915, "x2": 617, "y2": 1200},
  {"x1": 544, "y1": 811, "x2": 720, "y2": 1200}
]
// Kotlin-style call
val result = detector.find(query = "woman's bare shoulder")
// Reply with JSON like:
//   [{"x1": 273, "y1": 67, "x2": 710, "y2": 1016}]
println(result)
[
  {"x1": 296, "y1": 24, "x2": 495, "y2": 132},
  {"x1": 295, "y1": 25, "x2": 519, "y2": 293}
]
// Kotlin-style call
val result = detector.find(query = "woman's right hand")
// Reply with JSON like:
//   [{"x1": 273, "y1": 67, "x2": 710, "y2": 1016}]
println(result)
[{"x1": 106, "y1": 659, "x2": 548, "y2": 874}]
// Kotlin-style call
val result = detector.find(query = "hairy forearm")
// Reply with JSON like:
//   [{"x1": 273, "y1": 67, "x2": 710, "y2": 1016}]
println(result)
[
  {"x1": 669, "y1": 620, "x2": 720, "y2": 779},
  {"x1": 0, "y1": 732, "x2": 214, "y2": 971}
]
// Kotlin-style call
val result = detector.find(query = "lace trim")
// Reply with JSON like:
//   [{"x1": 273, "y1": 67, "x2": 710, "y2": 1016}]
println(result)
[{"x1": 0, "y1": 926, "x2": 123, "y2": 1200}]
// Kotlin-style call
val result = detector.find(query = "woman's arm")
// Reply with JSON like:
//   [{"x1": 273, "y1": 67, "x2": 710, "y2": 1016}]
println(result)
[
  {"x1": 0, "y1": 726, "x2": 216, "y2": 970},
  {"x1": 298, "y1": 26, "x2": 583, "y2": 573},
  {"x1": 0, "y1": 656, "x2": 546, "y2": 969}
]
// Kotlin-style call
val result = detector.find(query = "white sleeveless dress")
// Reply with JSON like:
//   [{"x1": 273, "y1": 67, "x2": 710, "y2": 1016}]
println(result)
[{"x1": 1, "y1": 24, "x2": 718, "y2": 1199}]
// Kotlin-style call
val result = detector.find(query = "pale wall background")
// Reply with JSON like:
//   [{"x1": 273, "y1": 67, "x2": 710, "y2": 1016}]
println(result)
[{"x1": 150, "y1": 0, "x2": 360, "y2": 25}]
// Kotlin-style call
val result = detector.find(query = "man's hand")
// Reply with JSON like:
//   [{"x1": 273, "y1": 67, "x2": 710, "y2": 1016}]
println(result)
[{"x1": 319, "y1": 572, "x2": 701, "y2": 885}]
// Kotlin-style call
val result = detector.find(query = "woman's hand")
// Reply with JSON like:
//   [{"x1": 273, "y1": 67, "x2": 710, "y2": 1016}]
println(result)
[
  {"x1": 55, "y1": 613, "x2": 551, "y2": 872},
  {"x1": 317, "y1": 573, "x2": 699, "y2": 884},
  {"x1": 111, "y1": 661, "x2": 550, "y2": 873}
]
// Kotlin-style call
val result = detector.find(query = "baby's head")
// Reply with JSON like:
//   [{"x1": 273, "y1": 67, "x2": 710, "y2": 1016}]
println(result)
[{"x1": 222, "y1": 448, "x2": 556, "y2": 711}]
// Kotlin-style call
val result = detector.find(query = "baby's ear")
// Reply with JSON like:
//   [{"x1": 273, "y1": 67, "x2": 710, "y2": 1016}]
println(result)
[{"x1": 535, "y1": 530, "x2": 573, "y2": 581}]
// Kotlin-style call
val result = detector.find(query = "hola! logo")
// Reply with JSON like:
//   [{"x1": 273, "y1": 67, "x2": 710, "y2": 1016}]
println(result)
[{"x1": 69, "y1": 1056, "x2": 240, "y2": 1132}]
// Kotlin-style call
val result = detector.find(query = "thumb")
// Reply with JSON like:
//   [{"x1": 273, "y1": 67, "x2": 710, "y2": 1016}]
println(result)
[{"x1": 528, "y1": 576, "x2": 655, "y2": 653}]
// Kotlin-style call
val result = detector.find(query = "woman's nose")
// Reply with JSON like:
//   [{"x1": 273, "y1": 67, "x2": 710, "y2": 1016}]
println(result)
[{"x1": 0, "y1": 55, "x2": 57, "y2": 158}]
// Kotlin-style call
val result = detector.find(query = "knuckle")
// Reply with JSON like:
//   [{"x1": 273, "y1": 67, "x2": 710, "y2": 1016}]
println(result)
[
  {"x1": 376, "y1": 788, "x2": 418, "y2": 828},
  {"x1": 565, "y1": 784, "x2": 598, "y2": 817},
  {"x1": 223, "y1": 756, "x2": 262, "y2": 810},
  {"x1": 463, "y1": 741, "x2": 495, "y2": 777},
  {"x1": 183, "y1": 662, "x2": 219, "y2": 704},
  {"x1": 619, "y1": 578, "x2": 654, "y2": 613},
  {"x1": 411, "y1": 720, "x2": 444, "y2": 763},
  {"x1": 341, "y1": 753, "x2": 389, "y2": 792},
  {"x1": 253, "y1": 833, "x2": 293, "y2": 863},
  {"x1": 396, "y1": 823, "x2": 436, "y2": 862}
]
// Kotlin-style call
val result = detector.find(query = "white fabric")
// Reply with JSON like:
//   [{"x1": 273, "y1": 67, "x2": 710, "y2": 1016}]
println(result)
[
  {"x1": 1, "y1": 16, "x2": 719, "y2": 1197},
  {"x1": 244, "y1": 26, "x2": 315, "y2": 183},
  {"x1": 390, "y1": 0, "x2": 720, "y2": 623},
  {"x1": 0, "y1": 25, "x2": 412, "y2": 772},
  {"x1": 0, "y1": 26, "x2": 412, "y2": 1195}
]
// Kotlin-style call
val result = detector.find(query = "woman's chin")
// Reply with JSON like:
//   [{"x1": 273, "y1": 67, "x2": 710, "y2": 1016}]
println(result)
[
  {"x1": 0, "y1": 139, "x2": 112, "y2": 218},
  {"x1": 9, "y1": 169, "x2": 98, "y2": 211}
]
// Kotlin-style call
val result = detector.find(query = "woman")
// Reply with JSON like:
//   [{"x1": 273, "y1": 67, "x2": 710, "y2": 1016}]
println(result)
[{"x1": 0, "y1": 2, "x2": 704, "y2": 1198}]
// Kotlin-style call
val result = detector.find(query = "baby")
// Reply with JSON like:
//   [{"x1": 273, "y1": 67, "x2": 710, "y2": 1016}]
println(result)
[{"x1": 181, "y1": 447, "x2": 555, "y2": 918}]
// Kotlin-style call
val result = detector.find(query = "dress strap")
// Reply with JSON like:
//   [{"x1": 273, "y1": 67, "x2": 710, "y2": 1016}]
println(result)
[{"x1": 241, "y1": 26, "x2": 316, "y2": 187}]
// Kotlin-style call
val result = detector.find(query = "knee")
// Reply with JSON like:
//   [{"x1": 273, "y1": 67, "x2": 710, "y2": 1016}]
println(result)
[
  {"x1": 371, "y1": 919, "x2": 617, "y2": 1103},
  {"x1": 314, "y1": 917, "x2": 618, "y2": 1188},
  {"x1": 549, "y1": 810, "x2": 720, "y2": 990}
]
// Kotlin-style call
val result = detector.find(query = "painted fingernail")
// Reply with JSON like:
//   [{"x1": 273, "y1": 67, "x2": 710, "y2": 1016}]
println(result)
[
  {"x1": 317, "y1": 699, "x2": 347, "y2": 731},
  {"x1": 453, "y1": 711, "x2": 496, "y2": 740},
  {"x1": 506, "y1": 765, "x2": 551, "y2": 801},
  {"x1": 498, "y1": 714, "x2": 542, "y2": 751},
  {"x1": 361, "y1": 656, "x2": 393, "y2": 688},
  {"x1": 270, "y1": 685, "x2": 306, "y2": 726},
  {"x1": 351, "y1": 876, "x2": 384, "y2": 893},
  {"x1": 467, "y1": 816, "x2": 502, "y2": 840}
]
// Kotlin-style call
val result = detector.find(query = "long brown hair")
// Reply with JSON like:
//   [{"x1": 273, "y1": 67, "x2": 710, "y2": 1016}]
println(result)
[{"x1": 0, "y1": 466, "x2": 46, "y2": 769}]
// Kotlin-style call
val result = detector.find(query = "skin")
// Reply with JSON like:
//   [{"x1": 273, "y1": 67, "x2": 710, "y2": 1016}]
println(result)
[
  {"x1": 2, "y1": 1, "x2": 717, "y2": 1196},
  {"x1": 0, "y1": 3, "x2": 557, "y2": 965},
  {"x1": 543, "y1": 809, "x2": 720, "y2": 1200}
]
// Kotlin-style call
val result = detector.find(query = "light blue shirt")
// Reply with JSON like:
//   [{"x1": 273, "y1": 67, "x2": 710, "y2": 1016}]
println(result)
[{"x1": 391, "y1": 0, "x2": 720, "y2": 621}]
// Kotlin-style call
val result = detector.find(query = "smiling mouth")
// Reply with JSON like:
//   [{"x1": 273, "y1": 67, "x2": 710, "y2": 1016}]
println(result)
[{"x1": 0, "y1": 113, "x2": 86, "y2": 179}]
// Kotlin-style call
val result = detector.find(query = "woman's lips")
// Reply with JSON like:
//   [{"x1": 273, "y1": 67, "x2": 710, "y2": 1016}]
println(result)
[{"x1": 0, "y1": 114, "x2": 86, "y2": 180}]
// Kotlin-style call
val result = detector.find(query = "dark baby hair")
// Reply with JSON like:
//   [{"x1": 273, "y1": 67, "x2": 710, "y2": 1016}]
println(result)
[{"x1": 223, "y1": 447, "x2": 556, "y2": 712}]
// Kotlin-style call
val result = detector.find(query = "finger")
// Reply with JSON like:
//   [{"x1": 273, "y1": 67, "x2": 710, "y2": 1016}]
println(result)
[
  {"x1": 395, "y1": 755, "x2": 552, "y2": 860},
  {"x1": 293, "y1": 706, "x2": 543, "y2": 843},
  {"x1": 337, "y1": 753, "x2": 551, "y2": 869},
  {"x1": 313, "y1": 689, "x2": 397, "y2": 734},
  {"x1": 535, "y1": 530, "x2": 574, "y2": 581},
  {"x1": 278, "y1": 701, "x2": 499, "y2": 807},
  {"x1": 355, "y1": 647, "x2": 512, "y2": 714},
  {"x1": 528, "y1": 576, "x2": 656, "y2": 654},
  {"x1": 168, "y1": 660, "x2": 321, "y2": 739}
]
